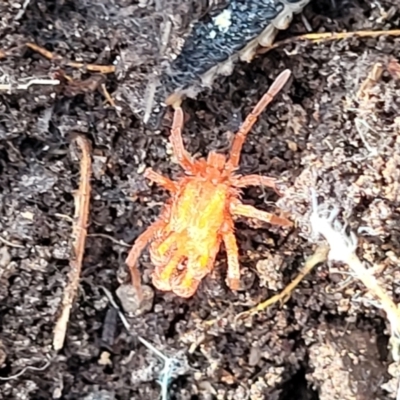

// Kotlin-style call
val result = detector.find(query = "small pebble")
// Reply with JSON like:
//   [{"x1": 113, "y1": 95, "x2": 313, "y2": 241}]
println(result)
[
  {"x1": 248, "y1": 345, "x2": 261, "y2": 366},
  {"x1": 0, "y1": 247, "x2": 11, "y2": 268},
  {"x1": 82, "y1": 390, "x2": 115, "y2": 400},
  {"x1": 116, "y1": 283, "x2": 154, "y2": 315}
]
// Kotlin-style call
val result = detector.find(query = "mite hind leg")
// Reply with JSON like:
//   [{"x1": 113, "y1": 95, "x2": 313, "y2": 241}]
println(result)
[
  {"x1": 230, "y1": 202, "x2": 292, "y2": 227},
  {"x1": 171, "y1": 272, "x2": 202, "y2": 298},
  {"x1": 232, "y1": 174, "x2": 281, "y2": 195},
  {"x1": 126, "y1": 220, "x2": 165, "y2": 300},
  {"x1": 152, "y1": 250, "x2": 184, "y2": 292},
  {"x1": 170, "y1": 252, "x2": 214, "y2": 298},
  {"x1": 222, "y1": 224, "x2": 241, "y2": 291}
]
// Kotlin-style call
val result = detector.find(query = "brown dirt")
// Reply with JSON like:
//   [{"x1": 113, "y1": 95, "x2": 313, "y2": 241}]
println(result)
[{"x1": 0, "y1": 1, "x2": 399, "y2": 399}]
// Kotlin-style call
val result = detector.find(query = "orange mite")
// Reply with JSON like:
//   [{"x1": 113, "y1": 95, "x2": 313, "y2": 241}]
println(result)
[{"x1": 126, "y1": 69, "x2": 293, "y2": 299}]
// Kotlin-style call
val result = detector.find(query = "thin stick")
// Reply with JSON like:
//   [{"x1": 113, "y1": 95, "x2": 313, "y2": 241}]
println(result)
[
  {"x1": 310, "y1": 191, "x2": 400, "y2": 343},
  {"x1": 0, "y1": 360, "x2": 51, "y2": 381},
  {"x1": 356, "y1": 62, "x2": 384, "y2": 101},
  {"x1": 0, "y1": 235, "x2": 24, "y2": 248},
  {"x1": 26, "y1": 42, "x2": 115, "y2": 74},
  {"x1": 235, "y1": 244, "x2": 329, "y2": 322},
  {"x1": 53, "y1": 136, "x2": 92, "y2": 350},
  {"x1": 258, "y1": 29, "x2": 400, "y2": 55},
  {"x1": 0, "y1": 78, "x2": 60, "y2": 91},
  {"x1": 87, "y1": 233, "x2": 131, "y2": 248},
  {"x1": 101, "y1": 83, "x2": 118, "y2": 109}
]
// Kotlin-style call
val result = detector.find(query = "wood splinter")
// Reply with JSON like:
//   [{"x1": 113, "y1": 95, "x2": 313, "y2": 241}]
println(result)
[
  {"x1": 26, "y1": 42, "x2": 116, "y2": 74},
  {"x1": 53, "y1": 135, "x2": 92, "y2": 351}
]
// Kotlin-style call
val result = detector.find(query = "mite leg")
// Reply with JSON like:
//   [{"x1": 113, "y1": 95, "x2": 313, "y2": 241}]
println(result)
[
  {"x1": 230, "y1": 202, "x2": 292, "y2": 227},
  {"x1": 172, "y1": 274, "x2": 201, "y2": 298},
  {"x1": 170, "y1": 262, "x2": 204, "y2": 299},
  {"x1": 232, "y1": 174, "x2": 281, "y2": 195},
  {"x1": 144, "y1": 168, "x2": 177, "y2": 192},
  {"x1": 222, "y1": 227, "x2": 241, "y2": 291},
  {"x1": 126, "y1": 220, "x2": 165, "y2": 300},
  {"x1": 152, "y1": 231, "x2": 177, "y2": 259},
  {"x1": 169, "y1": 107, "x2": 196, "y2": 173},
  {"x1": 165, "y1": 91, "x2": 183, "y2": 108},
  {"x1": 152, "y1": 250, "x2": 183, "y2": 292},
  {"x1": 228, "y1": 69, "x2": 291, "y2": 168},
  {"x1": 170, "y1": 252, "x2": 213, "y2": 298}
]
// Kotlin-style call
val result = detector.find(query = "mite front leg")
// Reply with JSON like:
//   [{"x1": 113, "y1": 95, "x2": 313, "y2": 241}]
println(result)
[
  {"x1": 230, "y1": 202, "x2": 292, "y2": 227},
  {"x1": 228, "y1": 69, "x2": 292, "y2": 168},
  {"x1": 232, "y1": 174, "x2": 281, "y2": 195},
  {"x1": 144, "y1": 168, "x2": 177, "y2": 192},
  {"x1": 169, "y1": 107, "x2": 196, "y2": 174},
  {"x1": 126, "y1": 220, "x2": 165, "y2": 300},
  {"x1": 222, "y1": 227, "x2": 241, "y2": 291}
]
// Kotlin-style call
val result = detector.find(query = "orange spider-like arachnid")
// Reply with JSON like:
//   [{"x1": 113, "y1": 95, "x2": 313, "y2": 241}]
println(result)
[{"x1": 127, "y1": 69, "x2": 293, "y2": 299}]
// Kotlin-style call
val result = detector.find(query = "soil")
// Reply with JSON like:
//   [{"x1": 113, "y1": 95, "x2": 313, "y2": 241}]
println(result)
[{"x1": 0, "y1": 1, "x2": 400, "y2": 399}]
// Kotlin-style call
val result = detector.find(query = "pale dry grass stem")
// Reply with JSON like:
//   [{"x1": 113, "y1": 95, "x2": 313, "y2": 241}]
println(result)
[{"x1": 309, "y1": 189, "x2": 400, "y2": 358}]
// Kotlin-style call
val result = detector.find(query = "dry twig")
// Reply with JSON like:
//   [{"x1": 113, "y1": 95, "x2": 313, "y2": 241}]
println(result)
[
  {"x1": 101, "y1": 83, "x2": 121, "y2": 113},
  {"x1": 258, "y1": 29, "x2": 400, "y2": 55},
  {"x1": 353, "y1": 62, "x2": 384, "y2": 155},
  {"x1": 356, "y1": 62, "x2": 384, "y2": 101},
  {"x1": 235, "y1": 244, "x2": 329, "y2": 322},
  {"x1": 309, "y1": 190, "x2": 400, "y2": 353},
  {"x1": 0, "y1": 359, "x2": 51, "y2": 381},
  {"x1": 24, "y1": 43, "x2": 117, "y2": 109},
  {"x1": 0, "y1": 235, "x2": 25, "y2": 248},
  {"x1": 87, "y1": 233, "x2": 131, "y2": 248},
  {"x1": 53, "y1": 136, "x2": 92, "y2": 350},
  {"x1": 310, "y1": 190, "x2": 400, "y2": 400},
  {"x1": 0, "y1": 78, "x2": 60, "y2": 91},
  {"x1": 26, "y1": 42, "x2": 115, "y2": 74}
]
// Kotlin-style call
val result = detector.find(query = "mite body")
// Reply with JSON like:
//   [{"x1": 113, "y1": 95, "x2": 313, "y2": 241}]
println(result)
[{"x1": 128, "y1": 69, "x2": 293, "y2": 298}]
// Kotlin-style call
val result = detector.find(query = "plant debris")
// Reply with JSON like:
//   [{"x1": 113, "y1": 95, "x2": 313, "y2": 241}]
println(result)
[{"x1": 53, "y1": 135, "x2": 92, "y2": 351}]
